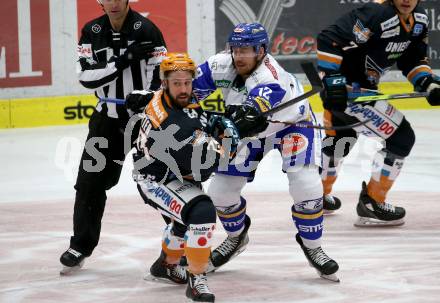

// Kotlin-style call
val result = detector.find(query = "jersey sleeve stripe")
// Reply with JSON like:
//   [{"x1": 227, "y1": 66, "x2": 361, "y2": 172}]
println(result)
[
  {"x1": 406, "y1": 65, "x2": 433, "y2": 84},
  {"x1": 317, "y1": 51, "x2": 343, "y2": 71}
]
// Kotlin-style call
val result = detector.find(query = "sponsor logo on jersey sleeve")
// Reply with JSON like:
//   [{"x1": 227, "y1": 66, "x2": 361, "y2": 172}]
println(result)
[
  {"x1": 414, "y1": 13, "x2": 429, "y2": 26},
  {"x1": 77, "y1": 44, "x2": 93, "y2": 58},
  {"x1": 146, "y1": 92, "x2": 168, "y2": 128},
  {"x1": 380, "y1": 15, "x2": 399, "y2": 31},
  {"x1": 381, "y1": 26, "x2": 400, "y2": 39}
]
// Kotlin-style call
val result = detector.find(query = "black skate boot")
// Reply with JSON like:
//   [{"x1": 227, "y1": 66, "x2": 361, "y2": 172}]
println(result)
[
  {"x1": 295, "y1": 233, "x2": 339, "y2": 282},
  {"x1": 355, "y1": 181, "x2": 405, "y2": 227},
  {"x1": 59, "y1": 248, "x2": 86, "y2": 275},
  {"x1": 208, "y1": 215, "x2": 251, "y2": 272},
  {"x1": 146, "y1": 251, "x2": 187, "y2": 284},
  {"x1": 186, "y1": 272, "x2": 215, "y2": 302},
  {"x1": 323, "y1": 194, "x2": 341, "y2": 214}
]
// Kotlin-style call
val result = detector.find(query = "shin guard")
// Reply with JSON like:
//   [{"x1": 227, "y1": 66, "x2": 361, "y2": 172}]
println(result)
[{"x1": 184, "y1": 223, "x2": 215, "y2": 274}]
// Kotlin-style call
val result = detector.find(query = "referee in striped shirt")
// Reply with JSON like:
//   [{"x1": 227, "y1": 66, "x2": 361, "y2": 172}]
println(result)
[{"x1": 60, "y1": 0, "x2": 166, "y2": 273}]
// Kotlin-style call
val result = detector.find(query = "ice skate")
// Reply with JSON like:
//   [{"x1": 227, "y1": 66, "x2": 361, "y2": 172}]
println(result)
[
  {"x1": 145, "y1": 251, "x2": 187, "y2": 284},
  {"x1": 323, "y1": 194, "x2": 341, "y2": 214},
  {"x1": 295, "y1": 233, "x2": 340, "y2": 282},
  {"x1": 207, "y1": 215, "x2": 251, "y2": 272},
  {"x1": 354, "y1": 182, "x2": 405, "y2": 227},
  {"x1": 186, "y1": 272, "x2": 215, "y2": 302},
  {"x1": 59, "y1": 248, "x2": 86, "y2": 275}
]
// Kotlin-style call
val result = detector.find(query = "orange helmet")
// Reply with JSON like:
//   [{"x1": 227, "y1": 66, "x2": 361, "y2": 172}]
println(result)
[{"x1": 160, "y1": 52, "x2": 197, "y2": 79}]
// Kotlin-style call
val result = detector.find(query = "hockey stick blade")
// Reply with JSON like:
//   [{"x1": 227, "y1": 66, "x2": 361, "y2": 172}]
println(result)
[
  {"x1": 262, "y1": 62, "x2": 323, "y2": 117},
  {"x1": 350, "y1": 92, "x2": 429, "y2": 103},
  {"x1": 300, "y1": 61, "x2": 324, "y2": 90}
]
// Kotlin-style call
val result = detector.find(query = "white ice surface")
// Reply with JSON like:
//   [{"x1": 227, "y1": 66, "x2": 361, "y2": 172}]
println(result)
[{"x1": 0, "y1": 110, "x2": 440, "y2": 303}]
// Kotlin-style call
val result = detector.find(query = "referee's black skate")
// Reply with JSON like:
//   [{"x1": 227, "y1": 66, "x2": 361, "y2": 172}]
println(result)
[
  {"x1": 59, "y1": 248, "x2": 86, "y2": 275},
  {"x1": 208, "y1": 215, "x2": 251, "y2": 272},
  {"x1": 323, "y1": 194, "x2": 341, "y2": 214},
  {"x1": 146, "y1": 251, "x2": 187, "y2": 284},
  {"x1": 186, "y1": 272, "x2": 215, "y2": 302},
  {"x1": 295, "y1": 233, "x2": 339, "y2": 282},
  {"x1": 354, "y1": 181, "x2": 405, "y2": 227}
]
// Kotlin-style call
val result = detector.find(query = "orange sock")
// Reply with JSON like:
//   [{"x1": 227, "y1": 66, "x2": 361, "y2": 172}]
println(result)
[
  {"x1": 367, "y1": 177, "x2": 394, "y2": 203},
  {"x1": 161, "y1": 224, "x2": 185, "y2": 264}
]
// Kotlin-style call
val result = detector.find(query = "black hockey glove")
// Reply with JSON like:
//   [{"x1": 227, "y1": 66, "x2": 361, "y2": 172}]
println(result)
[
  {"x1": 206, "y1": 115, "x2": 240, "y2": 154},
  {"x1": 224, "y1": 104, "x2": 269, "y2": 138},
  {"x1": 415, "y1": 74, "x2": 440, "y2": 106},
  {"x1": 114, "y1": 41, "x2": 155, "y2": 70},
  {"x1": 321, "y1": 73, "x2": 348, "y2": 111},
  {"x1": 125, "y1": 90, "x2": 155, "y2": 113}
]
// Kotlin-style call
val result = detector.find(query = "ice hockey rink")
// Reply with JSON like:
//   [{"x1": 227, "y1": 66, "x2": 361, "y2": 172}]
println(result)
[{"x1": 1, "y1": 110, "x2": 439, "y2": 303}]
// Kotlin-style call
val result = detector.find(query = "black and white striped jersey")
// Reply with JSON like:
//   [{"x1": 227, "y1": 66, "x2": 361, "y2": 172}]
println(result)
[{"x1": 77, "y1": 8, "x2": 166, "y2": 119}]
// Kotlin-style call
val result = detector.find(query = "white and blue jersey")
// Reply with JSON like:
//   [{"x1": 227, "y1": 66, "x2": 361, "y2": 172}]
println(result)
[{"x1": 193, "y1": 53, "x2": 322, "y2": 180}]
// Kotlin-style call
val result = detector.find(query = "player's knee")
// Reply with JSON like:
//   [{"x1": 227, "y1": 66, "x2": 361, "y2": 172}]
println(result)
[
  {"x1": 207, "y1": 174, "x2": 246, "y2": 205},
  {"x1": 287, "y1": 165, "x2": 323, "y2": 203},
  {"x1": 387, "y1": 119, "x2": 415, "y2": 157},
  {"x1": 322, "y1": 135, "x2": 356, "y2": 158},
  {"x1": 185, "y1": 199, "x2": 217, "y2": 225}
]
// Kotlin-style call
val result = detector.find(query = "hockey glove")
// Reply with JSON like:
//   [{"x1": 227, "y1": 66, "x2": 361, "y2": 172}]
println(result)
[
  {"x1": 125, "y1": 90, "x2": 155, "y2": 113},
  {"x1": 114, "y1": 41, "x2": 155, "y2": 70},
  {"x1": 321, "y1": 73, "x2": 348, "y2": 111},
  {"x1": 206, "y1": 115, "x2": 240, "y2": 154},
  {"x1": 224, "y1": 104, "x2": 269, "y2": 138},
  {"x1": 415, "y1": 74, "x2": 440, "y2": 106}
]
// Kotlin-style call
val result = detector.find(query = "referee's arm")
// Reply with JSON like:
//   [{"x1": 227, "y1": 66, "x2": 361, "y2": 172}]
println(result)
[{"x1": 76, "y1": 29, "x2": 120, "y2": 90}]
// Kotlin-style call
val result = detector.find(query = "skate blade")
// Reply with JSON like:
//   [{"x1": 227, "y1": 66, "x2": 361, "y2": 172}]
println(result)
[
  {"x1": 143, "y1": 274, "x2": 186, "y2": 285},
  {"x1": 206, "y1": 260, "x2": 217, "y2": 273},
  {"x1": 319, "y1": 272, "x2": 340, "y2": 282},
  {"x1": 59, "y1": 260, "x2": 85, "y2": 275},
  {"x1": 354, "y1": 216, "x2": 405, "y2": 227},
  {"x1": 206, "y1": 244, "x2": 248, "y2": 273},
  {"x1": 323, "y1": 209, "x2": 336, "y2": 215}
]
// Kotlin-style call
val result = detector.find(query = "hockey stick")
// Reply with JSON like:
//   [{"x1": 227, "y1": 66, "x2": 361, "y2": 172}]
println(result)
[
  {"x1": 99, "y1": 97, "x2": 126, "y2": 105},
  {"x1": 267, "y1": 117, "x2": 373, "y2": 131},
  {"x1": 298, "y1": 62, "x2": 438, "y2": 105}
]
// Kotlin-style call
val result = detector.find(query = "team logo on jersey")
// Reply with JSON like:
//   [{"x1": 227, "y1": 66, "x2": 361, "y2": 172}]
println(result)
[
  {"x1": 353, "y1": 19, "x2": 371, "y2": 44},
  {"x1": 91, "y1": 24, "x2": 101, "y2": 33},
  {"x1": 381, "y1": 26, "x2": 400, "y2": 39},
  {"x1": 134, "y1": 21, "x2": 142, "y2": 30},
  {"x1": 380, "y1": 15, "x2": 399, "y2": 31},
  {"x1": 281, "y1": 133, "x2": 308, "y2": 157},
  {"x1": 413, "y1": 24, "x2": 423, "y2": 36}
]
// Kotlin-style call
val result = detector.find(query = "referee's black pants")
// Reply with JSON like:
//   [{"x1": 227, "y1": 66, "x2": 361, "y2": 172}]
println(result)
[{"x1": 69, "y1": 110, "x2": 139, "y2": 256}]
